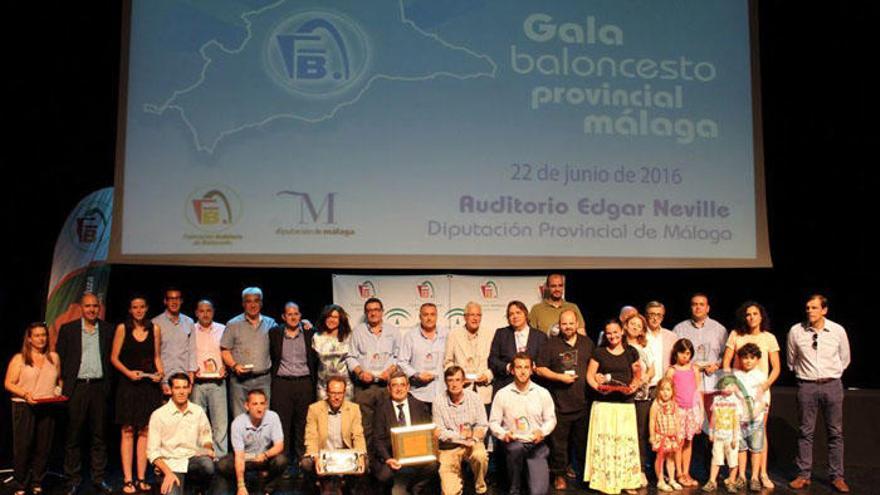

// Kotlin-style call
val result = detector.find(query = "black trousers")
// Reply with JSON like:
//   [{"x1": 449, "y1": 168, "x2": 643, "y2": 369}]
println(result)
[
  {"x1": 549, "y1": 409, "x2": 587, "y2": 475},
  {"x1": 635, "y1": 399, "x2": 652, "y2": 470},
  {"x1": 63, "y1": 380, "x2": 108, "y2": 484},
  {"x1": 218, "y1": 454, "x2": 289, "y2": 492},
  {"x1": 12, "y1": 402, "x2": 55, "y2": 487},
  {"x1": 270, "y1": 376, "x2": 313, "y2": 462},
  {"x1": 352, "y1": 382, "x2": 387, "y2": 445}
]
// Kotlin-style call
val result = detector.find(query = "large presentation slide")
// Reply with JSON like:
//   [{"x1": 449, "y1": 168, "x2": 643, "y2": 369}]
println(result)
[{"x1": 112, "y1": 0, "x2": 769, "y2": 268}]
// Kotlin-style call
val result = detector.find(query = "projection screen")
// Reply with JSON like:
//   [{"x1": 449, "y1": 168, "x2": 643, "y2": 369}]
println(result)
[{"x1": 111, "y1": 0, "x2": 770, "y2": 268}]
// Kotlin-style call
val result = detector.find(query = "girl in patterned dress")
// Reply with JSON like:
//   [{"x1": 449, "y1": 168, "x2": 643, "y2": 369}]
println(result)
[
  {"x1": 665, "y1": 338, "x2": 703, "y2": 487},
  {"x1": 650, "y1": 377, "x2": 684, "y2": 492}
]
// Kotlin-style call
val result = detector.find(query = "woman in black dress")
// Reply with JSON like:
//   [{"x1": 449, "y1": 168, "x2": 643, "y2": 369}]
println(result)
[{"x1": 110, "y1": 296, "x2": 164, "y2": 494}]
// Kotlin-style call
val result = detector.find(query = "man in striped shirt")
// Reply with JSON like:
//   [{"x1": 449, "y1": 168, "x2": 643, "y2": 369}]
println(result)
[{"x1": 433, "y1": 366, "x2": 489, "y2": 495}]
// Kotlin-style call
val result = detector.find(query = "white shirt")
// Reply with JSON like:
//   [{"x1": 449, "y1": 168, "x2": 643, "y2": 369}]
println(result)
[
  {"x1": 147, "y1": 400, "x2": 213, "y2": 473},
  {"x1": 787, "y1": 318, "x2": 850, "y2": 380},
  {"x1": 392, "y1": 399, "x2": 412, "y2": 426},
  {"x1": 489, "y1": 381, "x2": 556, "y2": 441},
  {"x1": 646, "y1": 330, "x2": 665, "y2": 386}
]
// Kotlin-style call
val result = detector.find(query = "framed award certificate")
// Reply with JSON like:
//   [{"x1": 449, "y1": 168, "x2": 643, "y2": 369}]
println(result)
[
  {"x1": 390, "y1": 423, "x2": 437, "y2": 466},
  {"x1": 318, "y1": 450, "x2": 363, "y2": 475}
]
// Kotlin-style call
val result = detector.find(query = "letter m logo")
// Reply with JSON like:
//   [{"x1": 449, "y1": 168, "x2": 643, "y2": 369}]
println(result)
[{"x1": 277, "y1": 191, "x2": 337, "y2": 224}]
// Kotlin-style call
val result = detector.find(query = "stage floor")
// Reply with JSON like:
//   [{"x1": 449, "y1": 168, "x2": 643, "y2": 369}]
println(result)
[{"x1": 3, "y1": 465, "x2": 876, "y2": 495}]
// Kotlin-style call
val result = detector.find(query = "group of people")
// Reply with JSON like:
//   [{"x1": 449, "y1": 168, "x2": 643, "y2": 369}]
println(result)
[{"x1": 4, "y1": 275, "x2": 852, "y2": 495}]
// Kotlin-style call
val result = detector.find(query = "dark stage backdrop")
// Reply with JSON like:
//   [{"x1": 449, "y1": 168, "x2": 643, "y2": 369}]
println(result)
[{"x1": 1, "y1": 1, "x2": 869, "y2": 466}]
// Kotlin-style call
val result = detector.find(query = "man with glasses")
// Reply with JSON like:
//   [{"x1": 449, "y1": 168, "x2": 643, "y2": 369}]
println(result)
[
  {"x1": 346, "y1": 297, "x2": 400, "y2": 443},
  {"x1": 644, "y1": 301, "x2": 678, "y2": 392},
  {"x1": 786, "y1": 295, "x2": 851, "y2": 493}
]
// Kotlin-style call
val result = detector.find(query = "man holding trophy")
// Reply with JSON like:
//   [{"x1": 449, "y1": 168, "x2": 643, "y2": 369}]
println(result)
[
  {"x1": 489, "y1": 353, "x2": 556, "y2": 495},
  {"x1": 535, "y1": 309, "x2": 594, "y2": 490}
]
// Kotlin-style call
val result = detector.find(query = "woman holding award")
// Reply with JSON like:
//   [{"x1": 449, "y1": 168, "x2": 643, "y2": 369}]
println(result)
[
  {"x1": 622, "y1": 312, "x2": 655, "y2": 487},
  {"x1": 111, "y1": 295, "x2": 164, "y2": 494},
  {"x1": 4, "y1": 322, "x2": 62, "y2": 495},
  {"x1": 583, "y1": 319, "x2": 643, "y2": 495}
]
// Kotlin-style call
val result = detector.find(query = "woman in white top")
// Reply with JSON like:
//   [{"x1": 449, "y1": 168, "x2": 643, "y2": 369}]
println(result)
[
  {"x1": 4, "y1": 322, "x2": 62, "y2": 495},
  {"x1": 722, "y1": 301, "x2": 780, "y2": 490}
]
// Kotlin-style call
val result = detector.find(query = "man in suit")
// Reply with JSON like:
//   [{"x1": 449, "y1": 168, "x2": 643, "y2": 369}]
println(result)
[
  {"x1": 269, "y1": 301, "x2": 320, "y2": 468},
  {"x1": 489, "y1": 301, "x2": 548, "y2": 392},
  {"x1": 55, "y1": 292, "x2": 113, "y2": 495},
  {"x1": 301, "y1": 376, "x2": 367, "y2": 495},
  {"x1": 372, "y1": 371, "x2": 437, "y2": 495}
]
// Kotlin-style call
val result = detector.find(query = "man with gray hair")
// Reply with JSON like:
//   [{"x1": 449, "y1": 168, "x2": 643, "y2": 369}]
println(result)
[
  {"x1": 644, "y1": 301, "x2": 677, "y2": 385},
  {"x1": 444, "y1": 301, "x2": 494, "y2": 405},
  {"x1": 222, "y1": 287, "x2": 276, "y2": 418}
]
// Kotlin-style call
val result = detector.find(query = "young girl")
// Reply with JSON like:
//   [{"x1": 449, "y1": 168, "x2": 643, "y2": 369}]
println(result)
[
  {"x1": 649, "y1": 377, "x2": 684, "y2": 492},
  {"x1": 665, "y1": 338, "x2": 703, "y2": 487}
]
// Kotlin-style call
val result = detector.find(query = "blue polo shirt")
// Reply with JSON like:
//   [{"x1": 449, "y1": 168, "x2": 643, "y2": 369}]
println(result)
[{"x1": 230, "y1": 410, "x2": 284, "y2": 455}]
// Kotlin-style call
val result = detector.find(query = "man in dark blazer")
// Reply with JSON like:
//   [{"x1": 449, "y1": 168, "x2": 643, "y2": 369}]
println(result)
[
  {"x1": 371, "y1": 371, "x2": 437, "y2": 495},
  {"x1": 55, "y1": 292, "x2": 113, "y2": 495},
  {"x1": 489, "y1": 301, "x2": 548, "y2": 392},
  {"x1": 269, "y1": 301, "x2": 320, "y2": 469}
]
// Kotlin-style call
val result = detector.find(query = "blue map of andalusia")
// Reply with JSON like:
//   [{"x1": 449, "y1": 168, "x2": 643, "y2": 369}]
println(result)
[{"x1": 143, "y1": 0, "x2": 496, "y2": 153}]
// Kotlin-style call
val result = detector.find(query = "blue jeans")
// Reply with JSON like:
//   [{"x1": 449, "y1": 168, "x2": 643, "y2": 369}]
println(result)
[
  {"x1": 229, "y1": 373, "x2": 271, "y2": 419},
  {"x1": 192, "y1": 380, "x2": 228, "y2": 457}
]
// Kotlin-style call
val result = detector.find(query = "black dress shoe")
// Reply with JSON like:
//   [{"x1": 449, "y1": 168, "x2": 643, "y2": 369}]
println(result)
[{"x1": 93, "y1": 481, "x2": 114, "y2": 495}]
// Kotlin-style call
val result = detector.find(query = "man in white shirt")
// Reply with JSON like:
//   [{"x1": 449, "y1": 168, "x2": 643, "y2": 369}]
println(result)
[
  {"x1": 490, "y1": 353, "x2": 556, "y2": 495},
  {"x1": 644, "y1": 301, "x2": 678, "y2": 389},
  {"x1": 787, "y1": 295, "x2": 851, "y2": 493},
  {"x1": 146, "y1": 373, "x2": 215, "y2": 495}
]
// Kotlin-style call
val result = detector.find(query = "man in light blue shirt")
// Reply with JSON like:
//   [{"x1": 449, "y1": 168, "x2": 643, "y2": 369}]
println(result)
[
  {"x1": 672, "y1": 293, "x2": 728, "y2": 392},
  {"x1": 346, "y1": 297, "x2": 400, "y2": 442},
  {"x1": 218, "y1": 389, "x2": 288, "y2": 495},
  {"x1": 222, "y1": 287, "x2": 276, "y2": 418},
  {"x1": 152, "y1": 287, "x2": 194, "y2": 395},
  {"x1": 398, "y1": 303, "x2": 448, "y2": 406}
]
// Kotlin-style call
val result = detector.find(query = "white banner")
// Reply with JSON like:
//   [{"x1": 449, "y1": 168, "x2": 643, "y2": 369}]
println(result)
[
  {"x1": 332, "y1": 274, "x2": 544, "y2": 334},
  {"x1": 332, "y1": 274, "x2": 452, "y2": 334},
  {"x1": 447, "y1": 276, "x2": 545, "y2": 332}
]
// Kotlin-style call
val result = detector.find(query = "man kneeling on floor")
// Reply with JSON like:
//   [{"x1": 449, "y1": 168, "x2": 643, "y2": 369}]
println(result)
[
  {"x1": 147, "y1": 373, "x2": 215, "y2": 495},
  {"x1": 218, "y1": 389, "x2": 288, "y2": 494}
]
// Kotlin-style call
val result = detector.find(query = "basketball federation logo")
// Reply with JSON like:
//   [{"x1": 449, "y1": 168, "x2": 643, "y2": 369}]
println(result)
[{"x1": 267, "y1": 11, "x2": 370, "y2": 96}]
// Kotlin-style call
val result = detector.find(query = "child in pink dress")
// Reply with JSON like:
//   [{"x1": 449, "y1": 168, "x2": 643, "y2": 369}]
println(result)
[{"x1": 665, "y1": 338, "x2": 703, "y2": 487}]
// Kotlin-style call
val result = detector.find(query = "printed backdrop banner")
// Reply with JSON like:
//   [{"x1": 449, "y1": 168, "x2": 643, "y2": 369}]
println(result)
[
  {"x1": 46, "y1": 187, "x2": 113, "y2": 347},
  {"x1": 447, "y1": 275, "x2": 545, "y2": 332},
  {"x1": 332, "y1": 274, "x2": 544, "y2": 333},
  {"x1": 333, "y1": 274, "x2": 451, "y2": 333}
]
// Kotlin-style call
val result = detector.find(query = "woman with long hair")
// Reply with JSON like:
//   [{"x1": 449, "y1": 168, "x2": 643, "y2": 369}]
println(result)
[
  {"x1": 583, "y1": 319, "x2": 643, "y2": 494},
  {"x1": 722, "y1": 301, "x2": 780, "y2": 490},
  {"x1": 312, "y1": 304, "x2": 354, "y2": 400},
  {"x1": 111, "y1": 295, "x2": 164, "y2": 494},
  {"x1": 4, "y1": 322, "x2": 62, "y2": 495}
]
